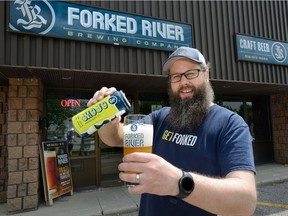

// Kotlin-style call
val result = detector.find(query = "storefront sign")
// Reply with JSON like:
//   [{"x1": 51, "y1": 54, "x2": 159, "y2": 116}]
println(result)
[
  {"x1": 40, "y1": 140, "x2": 73, "y2": 206},
  {"x1": 236, "y1": 34, "x2": 288, "y2": 66},
  {"x1": 8, "y1": 0, "x2": 193, "y2": 51}
]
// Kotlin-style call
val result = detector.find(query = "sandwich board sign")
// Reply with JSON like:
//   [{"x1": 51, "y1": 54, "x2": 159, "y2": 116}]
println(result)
[{"x1": 40, "y1": 140, "x2": 73, "y2": 206}]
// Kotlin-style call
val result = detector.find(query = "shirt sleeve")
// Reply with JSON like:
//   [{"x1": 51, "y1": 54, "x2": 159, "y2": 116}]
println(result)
[{"x1": 218, "y1": 113, "x2": 256, "y2": 176}]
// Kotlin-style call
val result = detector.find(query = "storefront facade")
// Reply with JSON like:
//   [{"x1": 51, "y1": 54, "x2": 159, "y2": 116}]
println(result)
[{"x1": 0, "y1": 0, "x2": 288, "y2": 213}]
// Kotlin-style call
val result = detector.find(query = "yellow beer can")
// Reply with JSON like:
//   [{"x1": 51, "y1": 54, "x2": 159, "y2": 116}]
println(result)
[{"x1": 72, "y1": 91, "x2": 131, "y2": 137}]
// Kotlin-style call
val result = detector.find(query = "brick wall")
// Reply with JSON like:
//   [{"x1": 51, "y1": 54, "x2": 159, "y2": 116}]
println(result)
[
  {"x1": 6, "y1": 78, "x2": 43, "y2": 213},
  {"x1": 0, "y1": 87, "x2": 8, "y2": 203},
  {"x1": 270, "y1": 92, "x2": 288, "y2": 164}
]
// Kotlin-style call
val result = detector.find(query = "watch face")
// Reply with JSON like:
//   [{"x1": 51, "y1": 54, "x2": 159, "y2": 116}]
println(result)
[
  {"x1": 181, "y1": 173, "x2": 194, "y2": 192},
  {"x1": 182, "y1": 176, "x2": 194, "y2": 192},
  {"x1": 176, "y1": 171, "x2": 195, "y2": 199}
]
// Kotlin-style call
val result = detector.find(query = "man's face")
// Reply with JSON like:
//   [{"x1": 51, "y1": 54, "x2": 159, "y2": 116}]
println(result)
[
  {"x1": 166, "y1": 58, "x2": 213, "y2": 131},
  {"x1": 169, "y1": 58, "x2": 209, "y2": 100}
]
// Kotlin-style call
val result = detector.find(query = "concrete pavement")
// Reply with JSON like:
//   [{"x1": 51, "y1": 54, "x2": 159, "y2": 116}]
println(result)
[{"x1": 1, "y1": 163, "x2": 288, "y2": 216}]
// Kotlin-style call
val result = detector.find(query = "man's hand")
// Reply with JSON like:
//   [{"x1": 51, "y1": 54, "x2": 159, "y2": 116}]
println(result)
[
  {"x1": 88, "y1": 86, "x2": 116, "y2": 106},
  {"x1": 118, "y1": 152, "x2": 182, "y2": 196},
  {"x1": 87, "y1": 87, "x2": 121, "y2": 125}
]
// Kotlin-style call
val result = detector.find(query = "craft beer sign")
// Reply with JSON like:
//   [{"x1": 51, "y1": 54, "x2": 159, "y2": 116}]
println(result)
[
  {"x1": 236, "y1": 34, "x2": 288, "y2": 66},
  {"x1": 9, "y1": 0, "x2": 193, "y2": 51}
]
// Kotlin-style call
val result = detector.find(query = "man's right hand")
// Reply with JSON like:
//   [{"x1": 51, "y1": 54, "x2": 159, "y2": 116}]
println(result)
[
  {"x1": 87, "y1": 87, "x2": 123, "y2": 146},
  {"x1": 87, "y1": 86, "x2": 122, "y2": 126},
  {"x1": 87, "y1": 86, "x2": 117, "y2": 107}
]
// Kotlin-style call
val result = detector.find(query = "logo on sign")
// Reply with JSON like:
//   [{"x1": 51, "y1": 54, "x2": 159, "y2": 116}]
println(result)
[
  {"x1": 272, "y1": 42, "x2": 286, "y2": 63},
  {"x1": 9, "y1": 0, "x2": 55, "y2": 34}
]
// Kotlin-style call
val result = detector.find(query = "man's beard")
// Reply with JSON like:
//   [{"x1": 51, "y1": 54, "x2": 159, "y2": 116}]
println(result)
[{"x1": 166, "y1": 81, "x2": 214, "y2": 131}]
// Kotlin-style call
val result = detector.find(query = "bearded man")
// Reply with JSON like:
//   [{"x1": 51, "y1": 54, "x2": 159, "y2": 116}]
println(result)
[{"x1": 88, "y1": 47, "x2": 257, "y2": 216}]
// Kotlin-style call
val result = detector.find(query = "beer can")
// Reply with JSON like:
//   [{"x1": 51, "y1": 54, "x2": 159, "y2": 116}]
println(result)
[{"x1": 72, "y1": 91, "x2": 131, "y2": 137}]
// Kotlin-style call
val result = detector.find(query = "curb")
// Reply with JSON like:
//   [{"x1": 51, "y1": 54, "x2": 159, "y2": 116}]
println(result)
[{"x1": 256, "y1": 177, "x2": 288, "y2": 187}]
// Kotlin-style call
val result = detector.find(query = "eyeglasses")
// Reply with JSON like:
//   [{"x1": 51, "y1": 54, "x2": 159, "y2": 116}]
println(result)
[{"x1": 168, "y1": 69, "x2": 204, "y2": 83}]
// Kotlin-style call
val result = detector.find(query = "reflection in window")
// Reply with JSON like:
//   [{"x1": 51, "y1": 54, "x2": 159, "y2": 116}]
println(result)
[
  {"x1": 221, "y1": 97, "x2": 271, "y2": 142},
  {"x1": 222, "y1": 101, "x2": 243, "y2": 117},
  {"x1": 46, "y1": 99, "x2": 95, "y2": 157},
  {"x1": 222, "y1": 100, "x2": 254, "y2": 139},
  {"x1": 138, "y1": 92, "x2": 168, "y2": 114}
]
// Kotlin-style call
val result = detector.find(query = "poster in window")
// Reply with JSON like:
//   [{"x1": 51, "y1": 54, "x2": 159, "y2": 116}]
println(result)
[{"x1": 40, "y1": 140, "x2": 73, "y2": 206}]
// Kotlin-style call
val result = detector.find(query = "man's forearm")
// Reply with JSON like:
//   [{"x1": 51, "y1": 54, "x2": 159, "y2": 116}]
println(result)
[{"x1": 184, "y1": 170, "x2": 256, "y2": 216}]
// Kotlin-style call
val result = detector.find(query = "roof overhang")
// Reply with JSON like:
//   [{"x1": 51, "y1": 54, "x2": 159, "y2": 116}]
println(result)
[{"x1": 0, "y1": 66, "x2": 287, "y2": 96}]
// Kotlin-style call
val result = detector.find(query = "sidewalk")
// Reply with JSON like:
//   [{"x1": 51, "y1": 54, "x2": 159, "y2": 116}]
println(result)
[{"x1": 1, "y1": 163, "x2": 288, "y2": 216}]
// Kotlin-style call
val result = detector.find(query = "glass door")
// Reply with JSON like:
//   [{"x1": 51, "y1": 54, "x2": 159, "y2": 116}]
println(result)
[{"x1": 46, "y1": 96, "x2": 99, "y2": 190}]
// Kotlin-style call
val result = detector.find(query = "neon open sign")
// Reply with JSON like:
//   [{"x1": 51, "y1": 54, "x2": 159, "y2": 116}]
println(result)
[{"x1": 60, "y1": 99, "x2": 81, "y2": 107}]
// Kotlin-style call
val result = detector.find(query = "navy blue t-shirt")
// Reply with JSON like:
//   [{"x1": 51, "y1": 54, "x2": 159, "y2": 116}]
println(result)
[{"x1": 139, "y1": 104, "x2": 256, "y2": 216}]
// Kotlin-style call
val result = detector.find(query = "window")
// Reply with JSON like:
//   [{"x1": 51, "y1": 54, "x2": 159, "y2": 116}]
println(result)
[
  {"x1": 219, "y1": 96, "x2": 271, "y2": 142},
  {"x1": 46, "y1": 98, "x2": 96, "y2": 157},
  {"x1": 138, "y1": 92, "x2": 168, "y2": 114}
]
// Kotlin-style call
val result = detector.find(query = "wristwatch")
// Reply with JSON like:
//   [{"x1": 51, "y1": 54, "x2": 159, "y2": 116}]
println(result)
[{"x1": 176, "y1": 171, "x2": 195, "y2": 199}]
